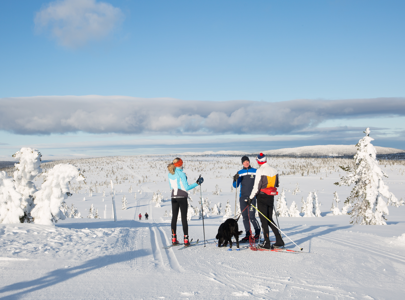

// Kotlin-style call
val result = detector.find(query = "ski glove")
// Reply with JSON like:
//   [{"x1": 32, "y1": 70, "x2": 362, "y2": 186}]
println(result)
[
  {"x1": 196, "y1": 175, "x2": 204, "y2": 185},
  {"x1": 233, "y1": 173, "x2": 239, "y2": 182},
  {"x1": 245, "y1": 198, "x2": 253, "y2": 206}
]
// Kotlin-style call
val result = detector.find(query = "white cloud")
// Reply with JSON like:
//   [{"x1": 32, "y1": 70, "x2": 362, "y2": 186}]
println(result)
[
  {"x1": 0, "y1": 96, "x2": 404, "y2": 135},
  {"x1": 35, "y1": 0, "x2": 124, "y2": 48}
]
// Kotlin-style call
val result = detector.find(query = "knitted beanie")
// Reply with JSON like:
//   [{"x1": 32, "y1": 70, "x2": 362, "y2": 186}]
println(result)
[
  {"x1": 256, "y1": 153, "x2": 267, "y2": 165},
  {"x1": 241, "y1": 156, "x2": 250, "y2": 164}
]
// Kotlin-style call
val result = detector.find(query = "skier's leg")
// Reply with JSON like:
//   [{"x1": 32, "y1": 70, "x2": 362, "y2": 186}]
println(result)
[
  {"x1": 257, "y1": 194, "x2": 270, "y2": 241},
  {"x1": 171, "y1": 198, "x2": 180, "y2": 235},
  {"x1": 240, "y1": 198, "x2": 250, "y2": 236},
  {"x1": 249, "y1": 197, "x2": 261, "y2": 235},
  {"x1": 266, "y1": 196, "x2": 284, "y2": 247},
  {"x1": 178, "y1": 197, "x2": 188, "y2": 236}
]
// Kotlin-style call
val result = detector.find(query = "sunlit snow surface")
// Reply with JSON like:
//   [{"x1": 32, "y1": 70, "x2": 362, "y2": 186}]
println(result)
[{"x1": 1, "y1": 155, "x2": 405, "y2": 299}]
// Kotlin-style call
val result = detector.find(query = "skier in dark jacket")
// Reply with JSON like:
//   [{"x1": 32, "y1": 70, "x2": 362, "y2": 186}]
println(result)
[
  {"x1": 145, "y1": 212, "x2": 149, "y2": 220},
  {"x1": 233, "y1": 156, "x2": 261, "y2": 242}
]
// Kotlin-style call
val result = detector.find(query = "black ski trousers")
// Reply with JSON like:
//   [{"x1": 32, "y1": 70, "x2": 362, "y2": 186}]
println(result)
[
  {"x1": 240, "y1": 197, "x2": 260, "y2": 235},
  {"x1": 171, "y1": 197, "x2": 188, "y2": 236},
  {"x1": 257, "y1": 193, "x2": 279, "y2": 241}
]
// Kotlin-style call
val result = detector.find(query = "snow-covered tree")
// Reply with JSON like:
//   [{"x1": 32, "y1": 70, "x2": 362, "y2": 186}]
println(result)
[
  {"x1": 31, "y1": 164, "x2": 84, "y2": 225},
  {"x1": 341, "y1": 201, "x2": 350, "y2": 215},
  {"x1": 187, "y1": 204, "x2": 195, "y2": 221},
  {"x1": 289, "y1": 201, "x2": 301, "y2": 217},
  {"x1": 312, "y1": 192, "x2": 321, "y2": 217},
  {"x1": 88, "y1": 204, "x2": 95, "y2": 219},
  {"x1": 223, "y1": 200, "x2": 232, "y2": 220},
  {"x1": 0, "y1": 171, "x2": 24, "y2": 223},
  {"x1": 303, "y1": 192, "x2": 315, "y2": 217},
  {"x1": 122, "y1": 195, "x2": 127, "y2": 210},
  {"x1": 12, "y1": 147, "x2": 42, "y2": 222},
  {"x1": 69, "y1": 203, "x2": 81, "y2": 218},
  {"x1": 211, "y1": 203, "x2": 220, "y2": 215},
  {"x1": 331, "y1": 191, "x2": 342, "y2": 215},
  {"x1": 336, "y1": 128, "x2": 403, "y2": 225},
  {"x1": 276, "y1": 189, "x2": 290, "y2": 217}
]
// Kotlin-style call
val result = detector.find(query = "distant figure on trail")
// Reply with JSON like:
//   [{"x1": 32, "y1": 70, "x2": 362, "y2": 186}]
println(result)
[
  {"x1": 232, "y1": 155, "x2": 261, "y2": 243},
  {"x1": 247, "y1": 153, "x2": 285, "y2": 249},
  {"x1": 139, "y1": 213, "x2": 142, "y2": 220},
  {"x1": 145, "y1": 212, "x2": 149, "y2": 220},
  {"x1": 168, "y1": 157, "x2": 203, "y2": 246}
]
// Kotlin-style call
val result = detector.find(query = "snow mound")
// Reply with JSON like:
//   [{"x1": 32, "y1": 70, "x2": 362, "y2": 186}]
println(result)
[{"x1": 390, "y1": 233, "x2": 405, "y2": 247}]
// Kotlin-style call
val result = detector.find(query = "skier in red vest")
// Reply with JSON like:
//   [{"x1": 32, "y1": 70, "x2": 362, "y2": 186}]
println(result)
[{"x1": 139, "y1": 213, "x2": 142, "y2": 220}]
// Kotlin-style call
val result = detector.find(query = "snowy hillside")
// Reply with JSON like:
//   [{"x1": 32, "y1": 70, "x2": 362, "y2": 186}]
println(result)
[
  {"x1": 179, "y1": 145, "x2": 405, "y2": 157},
  {"x1": 1, "y1": 155, "x2": 405, "y2": 299},
  {"x1": 263, "y1": 144, "x2": 405, "y2": 157}
]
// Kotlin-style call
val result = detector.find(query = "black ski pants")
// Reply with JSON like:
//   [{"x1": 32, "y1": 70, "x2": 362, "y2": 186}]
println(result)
[
  {"x1": 171, "y1": 197, "x2": 188, "y2": 236},
  {"x1": 257, "y1": 193, "x2": 279, "y2": 241},
  {"x1": 240, "y1": 197, "x2": 260, "y2": 235}
]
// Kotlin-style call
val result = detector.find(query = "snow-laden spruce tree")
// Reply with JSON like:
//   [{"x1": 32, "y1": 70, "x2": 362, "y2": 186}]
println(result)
[
  {"x1": 331, "y1": 191, "x2": 342, "y2": 215},
  {"x1": 31, "y1": 164, "x2": 84, "y2": 225},
  {"x1": 276, "y1": 189, "x2": 290, "y2": 217},
  {"x1": 0, "y1": 171, "x2": 24, "y2": 223},
  {"x1": 303, "y1": 192, "x2": 315, "y2": 217},
  {"x1": 289, "y1": 201, "x2": 301, "y2": 217},
  {"x1": 12, "y1": 147, "x2": 42, "y2": 222},
  {"x1": 187, "y1": 204, "x2": 195, "y2": 221},
  {"x1": 211, "y1": 203, "x2": 220, "y2": 215},
  {"x1": 223, "y1": 200, "x2": 233, "y2": 220},
  {"x1": 312, "y1": 192, "x2": 321, "y2": 217},
  {"x1": 336, "y1": 128, "x2": 403, "y2": 225},
  {"x1": 88, "y1": 204, "x2": 95, "y2": 219},
  {"x1": 122, "y1": 195, "x2": 127, "y2": 210}
]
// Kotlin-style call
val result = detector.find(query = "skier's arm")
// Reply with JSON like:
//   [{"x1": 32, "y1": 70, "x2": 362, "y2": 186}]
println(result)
[
  {"x1": 232, "y1": 175, "x2": 241, "y2": 188},
  {"x1": 179, "y1": 171, "x2": 198, "y2": 191},
  {"x1": 249, "y1": 173, "x2": 262, "y2": 199},
  {"x1": 275, "y1": 174, "x2": 279, "y2": 188}
]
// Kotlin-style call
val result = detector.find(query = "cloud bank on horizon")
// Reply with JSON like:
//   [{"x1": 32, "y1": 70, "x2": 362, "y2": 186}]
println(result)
[
  {"x1": 34, "y1": 0, "x2": 124, "y2": 48},
  {"x1": 1, "y1": 96, "x2": 404, "y2": 136}
]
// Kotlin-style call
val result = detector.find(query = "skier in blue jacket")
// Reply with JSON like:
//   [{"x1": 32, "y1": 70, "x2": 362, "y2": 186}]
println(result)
[
  {"x1": 168, "y1": 157, "x2": 203, "y2": 246},
  {"x1": 233, "y1": 156, "x2": 261, "y2": 242}
]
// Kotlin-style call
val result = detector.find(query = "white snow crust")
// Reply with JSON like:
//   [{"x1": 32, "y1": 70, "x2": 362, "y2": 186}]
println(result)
[{"x1": 0, "y1": 154, "x2": 405, "y2": 299}]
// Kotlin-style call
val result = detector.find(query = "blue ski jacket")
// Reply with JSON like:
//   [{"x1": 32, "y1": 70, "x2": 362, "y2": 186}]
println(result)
[
  {"x1": 168, "y1": 167, "x2": 198, "y2": 198},
  {"x1": 232, "y1": 166, "x2": 257, "y2": 200}
]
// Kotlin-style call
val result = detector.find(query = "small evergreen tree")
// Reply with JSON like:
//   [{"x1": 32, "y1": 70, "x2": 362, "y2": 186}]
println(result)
[
  {"x1": 223, "y1": 200, "x2": 232, "y2": 220},
  {"x1": 0, "y1": 171, "x2": 24, "y2": 223},
  {"x1": 312, "y1": 192, "x2": 321, "y2": 217},
  {"x1": 122, "y1": 195, "x2": 127, "y2": 210},
  {"x1": 303, "y1": 192, "x2": 315, "y2": 217},
  {"x1": 276, "y1": 189, "x2": 290, "y2": 217},
  {"x1": 336, "y1": 128, "x2": 403, "y2": 225},
  {"x1": 289, "y1": 201, "x2": 301, "y2": 217},
  {"x1": 331, "y1": 191, "x2": 342, "y2": 215}
]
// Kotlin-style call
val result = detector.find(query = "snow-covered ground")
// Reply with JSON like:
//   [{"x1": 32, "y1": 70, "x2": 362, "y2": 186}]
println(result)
[{"x1": 1, "y1": 155, "x2": 405, "y2": 299}]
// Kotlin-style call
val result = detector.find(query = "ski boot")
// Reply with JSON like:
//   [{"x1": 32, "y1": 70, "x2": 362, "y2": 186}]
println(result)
[
  {"x1": 172, "y1": 234, "x2": 179, "y2": 246},
  {"x1": 272, "y1": 234, "x2": 285, "y2": 248},
  {"x1": 258, "y1": 239, "x2": 271, "y2": 249},
  {"x1": 184, "y1": 235, "x2": 190, "y2": 247},
  {"x1": 239, "y1": 235, "x2": 250, "y2": 243}
]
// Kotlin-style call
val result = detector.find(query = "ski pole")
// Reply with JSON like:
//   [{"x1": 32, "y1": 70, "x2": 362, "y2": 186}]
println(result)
[
  {"x1": 251, "y1": 204, "x2": 303, "y2": 251},
  {"x1": 235, "y1": 183, "x2": 238, "y2": 216},
  {"x1": 200, "y1": 183, "x2": 206, "y2": 247}
]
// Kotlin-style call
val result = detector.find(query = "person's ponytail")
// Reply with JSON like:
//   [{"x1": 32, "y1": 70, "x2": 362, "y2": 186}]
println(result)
[{"x1": 168, "y1": 163, "x2": 176, "y2": 175}]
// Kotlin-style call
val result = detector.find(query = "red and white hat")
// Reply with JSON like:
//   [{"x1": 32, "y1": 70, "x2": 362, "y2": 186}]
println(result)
[{"x1": 256, "y1": 153, "x2": 267, "y2": 165}]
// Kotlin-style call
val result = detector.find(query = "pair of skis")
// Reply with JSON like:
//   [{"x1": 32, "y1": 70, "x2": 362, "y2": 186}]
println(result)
[{"x1": 162, "y1": 239, "x2": 199, "y2": 250}]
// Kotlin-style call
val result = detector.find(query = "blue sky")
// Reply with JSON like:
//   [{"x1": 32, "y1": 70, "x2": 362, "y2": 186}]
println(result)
[{"x1": 1, "y1": 0, "x2": 404, "y2": 160}]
